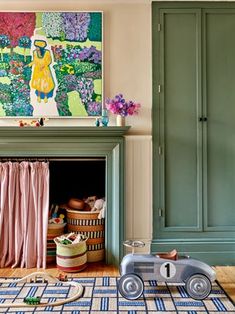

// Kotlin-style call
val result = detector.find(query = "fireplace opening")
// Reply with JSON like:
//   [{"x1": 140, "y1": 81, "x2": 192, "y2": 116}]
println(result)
[
  {"x1": 49, "y1": 158, "x2": 106, "y2": 205},
  {"x1": 48, "y1": 158, "x2": 106, "y2": 266}
]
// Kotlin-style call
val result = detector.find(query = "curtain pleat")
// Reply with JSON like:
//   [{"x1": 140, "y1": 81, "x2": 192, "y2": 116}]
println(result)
[{"x1": 0, "y1": 161, "x2": 49, "y2": 268}]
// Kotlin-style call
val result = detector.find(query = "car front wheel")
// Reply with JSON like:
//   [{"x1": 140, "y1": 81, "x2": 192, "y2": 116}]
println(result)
[
  {"x1": 118, "y1": 274, "x2": 144, "y2": 300},
  {"x1": 185, "y1": 274, "x2": 212, "y2": 300}
]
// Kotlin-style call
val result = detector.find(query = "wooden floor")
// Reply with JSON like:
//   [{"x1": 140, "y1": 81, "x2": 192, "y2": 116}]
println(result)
[
  {"x1": 0, "y1": 264, "x2": 234, "y2": 302},
  {"x1": 214, "y1": 266, "x2": 235, "y2": 302}
]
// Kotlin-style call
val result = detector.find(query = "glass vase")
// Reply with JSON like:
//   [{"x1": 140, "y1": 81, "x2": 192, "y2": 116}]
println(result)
[
  {"x1": 116, "y1": 114, "x2": 125, "y2": 127},
  {"x1": 101, "y1": 109, "x2": 109, "y2": 127}
]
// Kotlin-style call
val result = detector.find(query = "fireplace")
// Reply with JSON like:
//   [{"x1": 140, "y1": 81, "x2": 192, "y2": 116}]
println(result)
[{"x1": 0, "y1": 126, "x2": 129, "y2": 266}]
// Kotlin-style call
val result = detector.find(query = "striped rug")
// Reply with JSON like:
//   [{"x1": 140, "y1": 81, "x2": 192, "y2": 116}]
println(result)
[{"x1": 0, "y1": 277, "x2": 234, "y2": 313}]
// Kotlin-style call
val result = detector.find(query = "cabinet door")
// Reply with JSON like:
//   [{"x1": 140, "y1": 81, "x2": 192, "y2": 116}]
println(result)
[
  {"x1": 203, "y1": 10, "x2": 235, "y2": 231},
  {"x1": 156, "y1": 9, "x2": 202, "y2": 235}
]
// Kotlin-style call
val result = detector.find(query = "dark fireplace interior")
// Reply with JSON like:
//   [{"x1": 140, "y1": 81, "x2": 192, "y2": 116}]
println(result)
[
  {"x1": 48, "y1": 158, "x2": 106, "y2": 265},
  {"x1": 49, "y1": 158, "x2": 106, "y2": 206}
]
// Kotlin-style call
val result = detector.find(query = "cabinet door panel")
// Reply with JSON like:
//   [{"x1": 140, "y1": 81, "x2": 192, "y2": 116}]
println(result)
[
  {"x1": 205, "y1": 11, "x2": 235, "y2": 229},
  {"x1": 160, "y1": 10, "x2": 202, "y2": 230}
]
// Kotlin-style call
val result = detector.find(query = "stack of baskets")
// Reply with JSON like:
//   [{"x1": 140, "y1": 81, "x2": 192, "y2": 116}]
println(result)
[
  {"x1": 47, "y1": 223, "x2": 66, "y2": 264},
  {"x1": 66, "y1": 209, "x2": 105, "y2": 262}
]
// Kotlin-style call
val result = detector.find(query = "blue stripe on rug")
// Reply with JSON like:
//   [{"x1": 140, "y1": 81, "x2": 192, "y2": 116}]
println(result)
[
  {"x1": 55, "y1": 282, "x2": 63, "y2": 286},
  {"x1": 72, "y1": 311, "x2": 80, "y2": 314},
  {"x1": 174, "y1": 301, "x2": 203, "y2": 307},
  {"x1": 73, "y1": 279, "x2": 94, "y2": 284},
  {"x1": 44, "y1": 289, "x2": 68, "y2": 294},
  {"x1": 28, "y1": 286, "x2": 37, "y2": 297},
  {"x1": 155, "y1": 297, "x2": 166, "y2": 311},
  {"x1": 128, "y1": 311, "x2": 137, "y2": 314},
  {"x1": 100, "y1": 297, "x2": 109, "y2": 310},
  {"x1": 188, "y1": 311, "x2": 197, "y2": 314},
  {"x1": 145, "y1": 289, "x2": 168, "y2": 294},
  {"x1": 45, "y1": 297, "x2": 56, "y2": 311},
  {"x1": 212, "y1": 297, "x2": 227, "y2": 311},
  {"x1": 103, "y1": 277, "x2": 110, "y2": 286},
  {"x1": 211, "y1": 289, "x2": 225, "y2": 295},
  {"x1": 94, "y1": 289, "x2": 117, "y2": 294},
  {"x1": 119, "y1": 301, "x2": 145, "y2": 306},
  {"x1": 149, "y1": 280, "x2": 157, "y2": 286},
  {"x1": 178, "y1": 285, "x2": 189, "y2": 298},
  {"x1": 9, "y1": 282, "x2": 17, "y2": 288},
  {"x1": 0, "y1": 290, "x2": 19, "y2": 295},
  {"x1": 64, "y1": 301, "x2": 91, "y2": 307}
]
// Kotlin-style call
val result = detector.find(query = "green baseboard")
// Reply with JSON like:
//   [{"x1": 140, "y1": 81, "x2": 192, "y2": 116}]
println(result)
[{"x1": 151, "y1": 239, "x2": 235, "y2": 266}]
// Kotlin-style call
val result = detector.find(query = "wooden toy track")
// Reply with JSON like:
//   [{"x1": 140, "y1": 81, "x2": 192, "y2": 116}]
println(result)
[{"x1": 0, "y1": 271, "x2": 83, "y2": 308}]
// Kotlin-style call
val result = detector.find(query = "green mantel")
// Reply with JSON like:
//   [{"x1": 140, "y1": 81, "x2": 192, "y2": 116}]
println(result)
[
  {"x1": 0, "y1": 126, "x2": 129, "y2": 266},
  {"x1": 0, "y1": 126, "x2": 130, "y2": 139}
]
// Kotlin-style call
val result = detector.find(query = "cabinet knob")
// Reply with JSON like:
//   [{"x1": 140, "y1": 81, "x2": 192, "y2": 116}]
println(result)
[{"x1": 199, "y1": 117, "x2": 208, "y2": 122}]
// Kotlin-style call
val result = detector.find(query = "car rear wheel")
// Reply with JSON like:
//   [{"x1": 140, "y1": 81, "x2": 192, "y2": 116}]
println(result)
[
  {"x1": 118, "y1": 274, "x2": 144, "y2": 300},
  {"x1": 185, "y1": 274, "x2": 212, "y2": 300}
]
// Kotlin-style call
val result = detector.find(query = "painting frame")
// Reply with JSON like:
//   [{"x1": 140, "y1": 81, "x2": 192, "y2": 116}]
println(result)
[{"x1": 0, "y1": 11, "x2": 104, "y2": 118}]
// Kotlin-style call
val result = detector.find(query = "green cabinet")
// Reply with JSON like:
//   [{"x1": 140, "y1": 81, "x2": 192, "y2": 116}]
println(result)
[{"x1": 152, "y1": 3, "x2": 235, "y2": 264}]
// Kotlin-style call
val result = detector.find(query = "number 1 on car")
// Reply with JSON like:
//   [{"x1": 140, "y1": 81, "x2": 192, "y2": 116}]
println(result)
[{"x1": 160, "y1": 262, "x2": 176, "y2": 279}]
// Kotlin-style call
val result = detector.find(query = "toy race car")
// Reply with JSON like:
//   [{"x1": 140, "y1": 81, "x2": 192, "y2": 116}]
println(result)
[{"x1": 119, "y1": 240, "x2": 216, "y2": 300}]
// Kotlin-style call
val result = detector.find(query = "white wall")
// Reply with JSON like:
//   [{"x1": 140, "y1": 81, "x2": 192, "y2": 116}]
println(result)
[{"x1": 0, "y1": 0, "x2": 153, "y2": 248}]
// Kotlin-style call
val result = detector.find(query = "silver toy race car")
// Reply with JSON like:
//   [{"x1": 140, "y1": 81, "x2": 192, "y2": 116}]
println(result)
[{"x1": 119, "y1": 240, "x2": 216, "y2": 300}]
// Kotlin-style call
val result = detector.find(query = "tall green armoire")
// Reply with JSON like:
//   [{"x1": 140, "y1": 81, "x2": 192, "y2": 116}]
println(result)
[{"x1": 152, "y1": 2, "x2": 235, "y2": 265}]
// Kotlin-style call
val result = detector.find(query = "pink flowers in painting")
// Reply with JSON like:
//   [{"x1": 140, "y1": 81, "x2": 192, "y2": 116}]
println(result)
[{"x1": 105, "y1": 94, "x2": 140, "y2": 117}]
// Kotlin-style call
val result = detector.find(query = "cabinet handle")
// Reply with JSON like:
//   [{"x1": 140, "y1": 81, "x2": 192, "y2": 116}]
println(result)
[{"x1": 199, "y1": 117, "x2": 208, "y2": 122}]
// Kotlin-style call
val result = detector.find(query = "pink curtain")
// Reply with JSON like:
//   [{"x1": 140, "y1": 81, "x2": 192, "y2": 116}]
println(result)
[{"x1": 0, "y1": 161, "x2": 49, "y2": 268}]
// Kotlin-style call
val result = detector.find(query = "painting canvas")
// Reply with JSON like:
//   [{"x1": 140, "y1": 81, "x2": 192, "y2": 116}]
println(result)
[{"x1": 0, "y1": 12, "x2": 103, "y2": 117}]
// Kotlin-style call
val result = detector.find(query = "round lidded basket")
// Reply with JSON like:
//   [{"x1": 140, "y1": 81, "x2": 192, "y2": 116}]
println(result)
[
  {"x1": 54, "y1": 234, "x2": 88, "y2": 272},
  {"x1": 66, "y1": 209, "x2": 105, "y2": 262}
]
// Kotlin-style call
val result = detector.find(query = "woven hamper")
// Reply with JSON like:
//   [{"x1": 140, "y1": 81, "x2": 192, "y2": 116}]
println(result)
[
  {"x1": 47, "y1": 223, "x2": 66, "y2": 264},
  {"x1": 66, "y1": 209, "x2": 105, "y2": 262},
  {"x1": 54, "y1": 234, "x2": 88, "y2": 272}
]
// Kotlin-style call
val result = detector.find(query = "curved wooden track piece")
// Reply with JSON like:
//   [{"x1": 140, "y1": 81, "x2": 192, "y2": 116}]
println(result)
[{"x1": 0, "y1": 272, "x2": 84, "y2": 308}]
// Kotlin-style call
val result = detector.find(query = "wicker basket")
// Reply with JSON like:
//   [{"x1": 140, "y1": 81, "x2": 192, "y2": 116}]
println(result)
[
  {"x1": 66, "y1": 209, "x2": 105, "y2": 262},
  {"x1": 47, "y1": 223, "x2": 66, "y2": 264},
  {"x1": 54, "y1": 234, "x2": 88, "y2": 272}
]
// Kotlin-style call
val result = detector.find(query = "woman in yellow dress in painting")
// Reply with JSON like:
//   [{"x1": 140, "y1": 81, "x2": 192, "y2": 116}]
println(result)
[{"x1": 28, "y1": 40, "x2": 55, "y2": 103}]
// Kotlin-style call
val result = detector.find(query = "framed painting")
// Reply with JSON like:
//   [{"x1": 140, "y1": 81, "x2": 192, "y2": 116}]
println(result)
[{"x1": 0, "y1": 11, "x2": 103, "y2": 117}]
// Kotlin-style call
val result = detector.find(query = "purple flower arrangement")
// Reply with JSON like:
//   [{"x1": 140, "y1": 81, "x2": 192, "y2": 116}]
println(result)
[{"x1": 105, "y1": 94, "x2": 141, "y2": 117}]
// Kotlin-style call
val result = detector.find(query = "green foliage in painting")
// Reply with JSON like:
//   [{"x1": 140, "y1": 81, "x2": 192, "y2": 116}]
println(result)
[
  {"x1": 73, "y1": 62, "x2": 98, "y2": 76},
  {"x1": 88, "y1": 13, "x2": 102, "y2": 42},
  {"x1": 0, "y1": 83, "x2": 12, "y2": 104}
]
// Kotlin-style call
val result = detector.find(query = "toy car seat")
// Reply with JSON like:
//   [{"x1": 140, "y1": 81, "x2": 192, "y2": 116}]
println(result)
[{"x1": 156, "y1": 249, "x2": 178, "y2": 260}]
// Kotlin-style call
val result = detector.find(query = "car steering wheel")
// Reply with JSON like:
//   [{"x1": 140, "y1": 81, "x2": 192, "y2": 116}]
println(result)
[{"x1": 123, "y1": 240, "x2": 145, "y2": 253}]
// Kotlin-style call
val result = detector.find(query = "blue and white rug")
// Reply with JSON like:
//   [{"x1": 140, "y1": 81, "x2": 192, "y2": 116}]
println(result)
[{"x1": 0, "y1": 277, "x2": 234, "y2": 313}]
